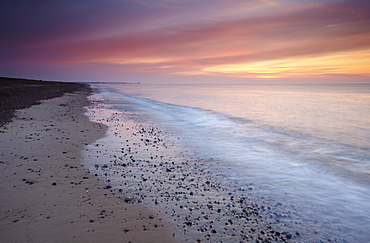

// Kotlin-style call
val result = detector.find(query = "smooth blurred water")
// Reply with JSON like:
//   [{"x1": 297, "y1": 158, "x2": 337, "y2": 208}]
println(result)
[{"x1": 93, "y1": 82, "x2": 370, "y2": 240}]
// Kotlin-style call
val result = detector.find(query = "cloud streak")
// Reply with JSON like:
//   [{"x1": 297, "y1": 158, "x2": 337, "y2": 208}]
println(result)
[{"x1": 1, "y1": 0, "x2": 370, "y2": 82}]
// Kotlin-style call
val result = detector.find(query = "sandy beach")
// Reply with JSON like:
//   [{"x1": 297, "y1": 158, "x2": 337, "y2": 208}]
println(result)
[
  {"x1": 1, "y1": 78, "x2": 324, "y2": 242},
  {"x1": 0, "y1": 78, "x2": 178, "y2": 243},
  {"x1": 82, "y1": 87, "x2": 305, "y2": 243},
  {"x1": 2, "y1": 0, "x2": 370, "y2": 241}
]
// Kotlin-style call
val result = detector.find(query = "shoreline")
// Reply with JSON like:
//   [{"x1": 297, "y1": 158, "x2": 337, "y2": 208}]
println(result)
[
  {"x1": 2, "y1": 79, "x2": 366, "y2": 242},
  {"x1": 84, "y1": 89, "x2": 300, "y2": 242},
  {"x1": 0, "y1": 85, "x2": 178, "y2": 242},
  {"x1": 84, "y1": 85, "x2": 369, "y2": 243}
]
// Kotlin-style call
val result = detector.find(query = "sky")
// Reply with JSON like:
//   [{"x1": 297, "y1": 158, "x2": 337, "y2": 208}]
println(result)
[{"x1": 1, "y1": 0, "x2": 370, "y2": 84}]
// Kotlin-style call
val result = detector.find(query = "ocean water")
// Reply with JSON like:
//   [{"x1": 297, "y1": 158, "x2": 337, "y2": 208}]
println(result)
[{"x1": 87, "y1": 83, "x2": 370, "y2": 241}]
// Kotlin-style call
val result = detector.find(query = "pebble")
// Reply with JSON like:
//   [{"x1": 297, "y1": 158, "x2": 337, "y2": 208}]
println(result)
[
  {"x1": 124, "y1": 196, "x2": 133, "y2": 203},
  {"x1": 83, "y1": 107, "x2": 307, "y2": 242}
]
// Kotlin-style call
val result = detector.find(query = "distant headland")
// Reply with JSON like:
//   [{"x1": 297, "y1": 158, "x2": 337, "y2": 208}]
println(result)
[{"x1": 79, "y1": 81, "x2": 141, "y2": 84}]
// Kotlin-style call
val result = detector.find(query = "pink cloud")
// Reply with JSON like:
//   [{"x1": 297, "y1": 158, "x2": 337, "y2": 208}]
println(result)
[{"x1": 1, "y1": 0, "x2": 370, "y2": 81}]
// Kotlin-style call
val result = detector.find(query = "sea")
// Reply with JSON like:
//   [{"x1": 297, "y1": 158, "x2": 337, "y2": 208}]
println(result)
[{"x1": 85, "y1": 82, "x2": 370, "y2": 242}]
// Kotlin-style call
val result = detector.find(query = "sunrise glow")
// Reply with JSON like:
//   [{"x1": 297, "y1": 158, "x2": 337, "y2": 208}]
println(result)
[
  {"x1": 200, "y1": 50, "x2": 370, "y2": 79},
  {"x1": 1, "y1": 0, "x2": 370, "y2": 83}
]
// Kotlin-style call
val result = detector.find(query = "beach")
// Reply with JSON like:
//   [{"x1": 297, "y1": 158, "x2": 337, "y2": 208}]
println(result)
[
  {"x1": 2, "y1": 79, "x2": 368, "y2": 242},
  {"x1": 1, "y1": 0, "x2": 369, "y2": 241},
  {"x1": 83, "y1": 83, "x2": 370, "y2": 242},
  {"x1": 0, "y1": 79, "x2": 294, "y2": 243},
  {"x1": 82, "y1": 86, "x2": 309, "y2": 243},
  {"x1": 0, "y1": 78, "x2": 178, "y2": 243}
]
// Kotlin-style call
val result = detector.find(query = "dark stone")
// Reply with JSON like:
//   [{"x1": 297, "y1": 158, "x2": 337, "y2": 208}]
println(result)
[{"x1": 124, "y1": 196, "x2": 133, "y2": 202}]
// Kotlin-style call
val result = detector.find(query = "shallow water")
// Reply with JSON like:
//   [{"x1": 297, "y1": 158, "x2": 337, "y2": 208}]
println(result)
[{"x1": 85, "y1": 83, "x2": 370, "y2": 242}]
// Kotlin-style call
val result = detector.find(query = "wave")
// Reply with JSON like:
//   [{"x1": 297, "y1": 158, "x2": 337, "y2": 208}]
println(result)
[
  {"x1": 92, "y1": 87, "x2": 370, "y2": 240},
  {"x1": 110, "y1": 89, "x2": 370, "y2": 173}
]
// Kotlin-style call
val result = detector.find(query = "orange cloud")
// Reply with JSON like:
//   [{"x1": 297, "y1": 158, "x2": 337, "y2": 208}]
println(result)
[
  {"x1": 200, "y1": 50, "x2": 370, "y2": 78},
  {"x1": 2, "y1": 0, "x2": 370, "y2": 82}
]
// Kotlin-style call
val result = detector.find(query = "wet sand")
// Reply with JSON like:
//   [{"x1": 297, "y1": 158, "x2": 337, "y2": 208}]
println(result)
[
  {"x1": 0, "y1": 79, "x2": 178, "y2": 242},
  {"x1": 0, "y1": 78, "x2": 309, "y2": 242},
  {"x1": 84, "y1": 96, "x2": 300, "y2": 242}
]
